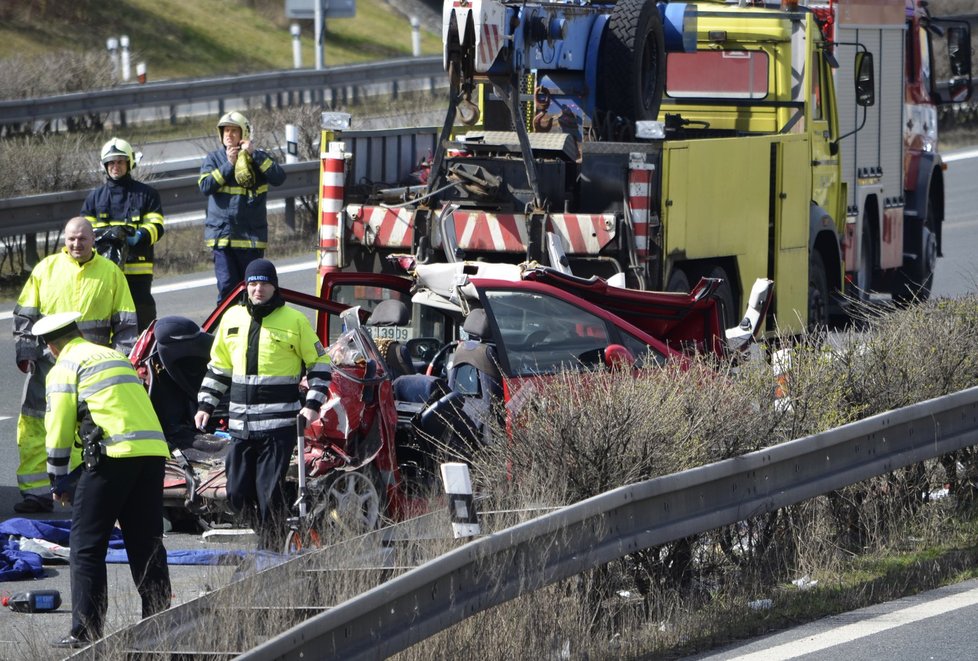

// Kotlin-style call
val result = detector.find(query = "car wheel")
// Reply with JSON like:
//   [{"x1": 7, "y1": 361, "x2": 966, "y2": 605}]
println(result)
[{"x1": 310, "y1": 466, "x2": 386, "y2": 537}]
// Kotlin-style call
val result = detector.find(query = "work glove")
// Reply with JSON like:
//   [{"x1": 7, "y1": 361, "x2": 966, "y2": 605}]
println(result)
[
  {"x1": 234, "y1": 150, "x2": 256, "y2": 188},
  {"x1": 126, "y1": 229, "x2": 145, "y2": 247}
]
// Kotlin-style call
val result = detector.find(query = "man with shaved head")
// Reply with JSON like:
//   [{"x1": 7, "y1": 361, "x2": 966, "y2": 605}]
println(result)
[{"x1": 12, "y1": 217, "x2": 137, "y2": 513}]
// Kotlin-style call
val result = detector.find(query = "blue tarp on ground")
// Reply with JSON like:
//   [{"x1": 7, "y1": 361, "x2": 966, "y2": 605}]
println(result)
[{"x1": 0, "y1": 518, "x2": 256, "y2": 579}]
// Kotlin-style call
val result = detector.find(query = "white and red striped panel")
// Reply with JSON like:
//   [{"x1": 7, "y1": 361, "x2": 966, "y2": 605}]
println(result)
[
  {"x1": 319, "y1": 145, "x2": 345, "y2": 275},
  {"x1": 346, "y1": 205, "x2": 415, "y2": 248},
  {"x1": 628, "y1": 160, "x2": 655, "y2": 260},
  {"x1": 344, "y1": 206, "x2": 617, "y2": 255},
  {"x1": 478, "y1": 22, "x2": 503, "y2": 71}
]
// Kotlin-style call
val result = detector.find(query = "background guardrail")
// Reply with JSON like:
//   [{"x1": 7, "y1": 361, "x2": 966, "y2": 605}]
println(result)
[
  {"x1": 0, "y1": 57, "x2": 445, "y2": 128},
  {"x1": 77, "y1": 386, "x2": 978, "y2": 660},
  {"x1": 0, "y1": 126, "x2": 440, "y2": 237}
]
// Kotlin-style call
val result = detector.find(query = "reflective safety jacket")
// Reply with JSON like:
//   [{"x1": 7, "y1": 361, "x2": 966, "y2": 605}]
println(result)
[
  {"x1": 81, "y1": 174, "x2": 165, "y2": 276},
  {"x1": 198, "y1": 304, "x2": 331, "y2": 435},
  {"x1": 45, "y1": 337, "x2": 168, "y2": 479},
  {"x1": 198, "y1": 147, "x2": 286, "y2": 250},
  {"x1": 13, "y1": 251, "x2": 137, "y2": 363}
]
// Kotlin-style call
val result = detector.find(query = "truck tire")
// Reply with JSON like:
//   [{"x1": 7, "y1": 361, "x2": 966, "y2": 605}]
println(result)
[
  {"x1": 702, "y1": 265, "x2": 737, "y2": 329},
  {"x1": 893, "y1": 206, "x2": 936, "y2": 306},
  {"x1": 808, "y1": 252, "x2": 830, "y2": 334},
  {"x1": 666, "y1": 267, "x2": 691, "y2": 293},
  {"x1": 599, "y1": 0, "x2": 666, "y2": 124}
]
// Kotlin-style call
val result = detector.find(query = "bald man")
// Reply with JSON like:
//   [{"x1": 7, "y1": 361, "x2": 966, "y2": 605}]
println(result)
[{"x1": 11, "y1": 217, "x2": 137, "y2": 513}]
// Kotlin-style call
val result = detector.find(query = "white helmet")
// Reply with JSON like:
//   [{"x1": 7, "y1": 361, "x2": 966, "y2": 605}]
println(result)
[
  {"x1": 217, "y1": 111, "x2": 251, "y2": 142},
  {"x1": 100, "y1": 137, "x2": 136, "y2": 171}
]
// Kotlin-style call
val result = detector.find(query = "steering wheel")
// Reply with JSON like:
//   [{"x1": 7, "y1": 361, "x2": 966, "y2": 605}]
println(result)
[
  {"x1": 425, "y1": 341, "x2": 458, "y2": 378},
  {"x1": 524, "y1": 329, "x2": 550, "y2": 348}
]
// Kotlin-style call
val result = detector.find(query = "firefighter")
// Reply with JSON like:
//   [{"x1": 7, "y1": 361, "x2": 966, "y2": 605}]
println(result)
[
  {"x1": 36, "y1": 311, "x2": 171, "y2": 649},
  {"x1": 193, "y1": 259, "x2": 331, "y2": 549},
  {"x1": 81, "y1": 137, "x2": 166, "y2": 332},
  {"x1": 198, "y1": 111, "x2": 286, "y2": 304},
  {"x1": 12, "y1": 217, "x2": 137, "y2": 514}
]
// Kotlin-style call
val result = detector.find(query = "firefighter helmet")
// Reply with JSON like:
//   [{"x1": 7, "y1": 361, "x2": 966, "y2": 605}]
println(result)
[
  {"x1": 217, "y1": 111, "x2": 251, "y2": 142},
  {"x1": 100, "y1": 137, "x2": 136, "y2": 171}
]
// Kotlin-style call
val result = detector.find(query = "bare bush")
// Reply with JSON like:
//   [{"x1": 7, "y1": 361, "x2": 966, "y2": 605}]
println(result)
[{"x1": 408, "y1": 295, "x2": 978, "y2": 659}]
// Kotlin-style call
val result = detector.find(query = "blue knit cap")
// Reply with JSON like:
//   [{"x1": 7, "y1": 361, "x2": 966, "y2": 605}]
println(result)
[{"x1": 244, "y1": 259, "x2": 278, "y2": 288}]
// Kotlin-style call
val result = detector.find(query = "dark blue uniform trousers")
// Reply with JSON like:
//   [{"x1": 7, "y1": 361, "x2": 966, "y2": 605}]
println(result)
[
  {"x1": 225, "y1": 427, "x2": 295, "y2": 550},
  {"x1": 69, "y1": 455, "x2": 170, "y2": 640},
  {"x1": 212, "y1": 247, "x2": 264, "y2": 303}
]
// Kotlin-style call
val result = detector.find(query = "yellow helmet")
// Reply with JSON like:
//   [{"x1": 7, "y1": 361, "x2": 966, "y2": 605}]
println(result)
[
  {"x1": 100, "y1": 137, "x2": 136, "y2": 171},
  {"x1": 217, "y1": 111, "x2": 251, "y2": 142}
]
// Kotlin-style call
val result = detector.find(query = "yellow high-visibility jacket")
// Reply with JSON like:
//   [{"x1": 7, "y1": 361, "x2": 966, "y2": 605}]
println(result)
[
  {"x1": 198, "y1": 303, "x2": 331, "y2": 435},
  {"x1": 13, "y1": 250, "x2": 137, "y2": 363},
  {"x1": 45, "y1": 337, "x2": 168, "y2": 480}
]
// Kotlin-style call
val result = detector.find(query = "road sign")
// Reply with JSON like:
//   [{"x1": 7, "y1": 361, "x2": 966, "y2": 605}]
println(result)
[{"x1": 285, "y1": 0, "x2": 355, "y2": 20}]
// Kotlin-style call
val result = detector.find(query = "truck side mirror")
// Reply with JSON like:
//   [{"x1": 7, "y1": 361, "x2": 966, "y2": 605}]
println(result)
[
  {"x1": 946, "y1": 25, "x2": 973, "y2": 103},
  {"x1": 948, "y1": 26, "x2": 972, "y2": 78},
  {"x1": 854, "y1": 51, "x2": 875, "y2": 107}
]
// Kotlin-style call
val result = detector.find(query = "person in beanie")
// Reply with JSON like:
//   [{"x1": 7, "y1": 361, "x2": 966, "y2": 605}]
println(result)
[
  {"x1": 194, "y1": 259, "x2": 332, "y2": 549},
  {"x1": 198, "y1": 111, "x2": 286, "y2": 304}
]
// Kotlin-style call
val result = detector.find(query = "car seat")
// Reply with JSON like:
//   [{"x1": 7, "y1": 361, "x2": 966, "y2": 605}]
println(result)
[
  {"x1": 366, "y1": 299, "x2": 416, "y2": 379},
  {"x1": 418, "y1": 308, "x2": 503, "y2": 458}
]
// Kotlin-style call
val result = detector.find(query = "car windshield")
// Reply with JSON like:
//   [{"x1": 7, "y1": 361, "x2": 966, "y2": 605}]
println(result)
[{"x1": 482, "y1": 289, "x2": 666, "y2": 376}]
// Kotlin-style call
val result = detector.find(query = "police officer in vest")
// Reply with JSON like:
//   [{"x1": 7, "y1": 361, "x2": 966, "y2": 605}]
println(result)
[
  {"x1": 194, "y1": 259, "x2": 331, "y2": 549},
  {"x1": 13, "y1": 217, "x2": 137, "y2": 514},
  {"x1": 37, "y1": 312, "x2": 171, "y2": 649}
]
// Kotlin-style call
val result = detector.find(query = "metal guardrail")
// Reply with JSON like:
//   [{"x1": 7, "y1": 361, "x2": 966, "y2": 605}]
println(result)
[
  {"x1": 239, "y1": 386, "x2": 978, "y2": 660},
  {"x1": 0, "y1": 57, "x2": 444, "y2": 126},
  {"x1": 0, "y1": 126, "x2": 440, "y2": 236},
  {"x1": 75, "y1": 386, "x2": 978, "y2": 660}
]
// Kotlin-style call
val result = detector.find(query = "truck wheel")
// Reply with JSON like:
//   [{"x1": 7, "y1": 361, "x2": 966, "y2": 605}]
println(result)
[
  {"x1": 808, "y1": 252, "x2": 830, "y2": 334},
  {"x1": 702, "y1": 265, "x2": 737, "y2": 329},
  {"x1": 666, "y1": 268, "x2": 691, "y2": 293},
  {"x1": 599, "y1": 0, "x2": 666, "y2": 123},
  {"x1": 893, "y1": 206, "x2": 936, "y2": 306}
]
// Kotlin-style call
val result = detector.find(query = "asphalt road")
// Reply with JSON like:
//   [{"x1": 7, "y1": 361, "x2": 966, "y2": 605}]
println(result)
[{"x1": 686, "y1": 579, "x2": 978, "y2": 661}]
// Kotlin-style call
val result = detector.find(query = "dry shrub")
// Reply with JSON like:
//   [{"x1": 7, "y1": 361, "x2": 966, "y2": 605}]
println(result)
[
  {"x1": 406, "y1": 295, "x2": 978, "y2": 659},
  {"x1": 0, "y1": 133, "x2": 99, "y2": 198},
  {"x1": 0, "y1": 51, "x2": 115, "y2": 101}
]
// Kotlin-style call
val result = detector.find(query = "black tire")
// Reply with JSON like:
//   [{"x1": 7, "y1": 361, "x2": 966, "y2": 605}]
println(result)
[
  {"x1": 599, "y1": 0, "x2": 666, "y2": 124},
  {"x1": 808, "y1": 251, "x2": 830, "y2": 334},
  {"x1": 702, "y1": 265, "x2": 737, "y2": 329},
  {"x1": 666, "y1": 267, "x2": 691, "y2": 293},
  {"x1": 893, "y1": 205, "x2": 936, "y2": 306}
]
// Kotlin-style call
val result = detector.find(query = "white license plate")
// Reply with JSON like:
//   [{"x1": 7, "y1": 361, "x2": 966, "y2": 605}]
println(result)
[{"x1": 370, "y1": 326, "x2": 413, "y2": 342}]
